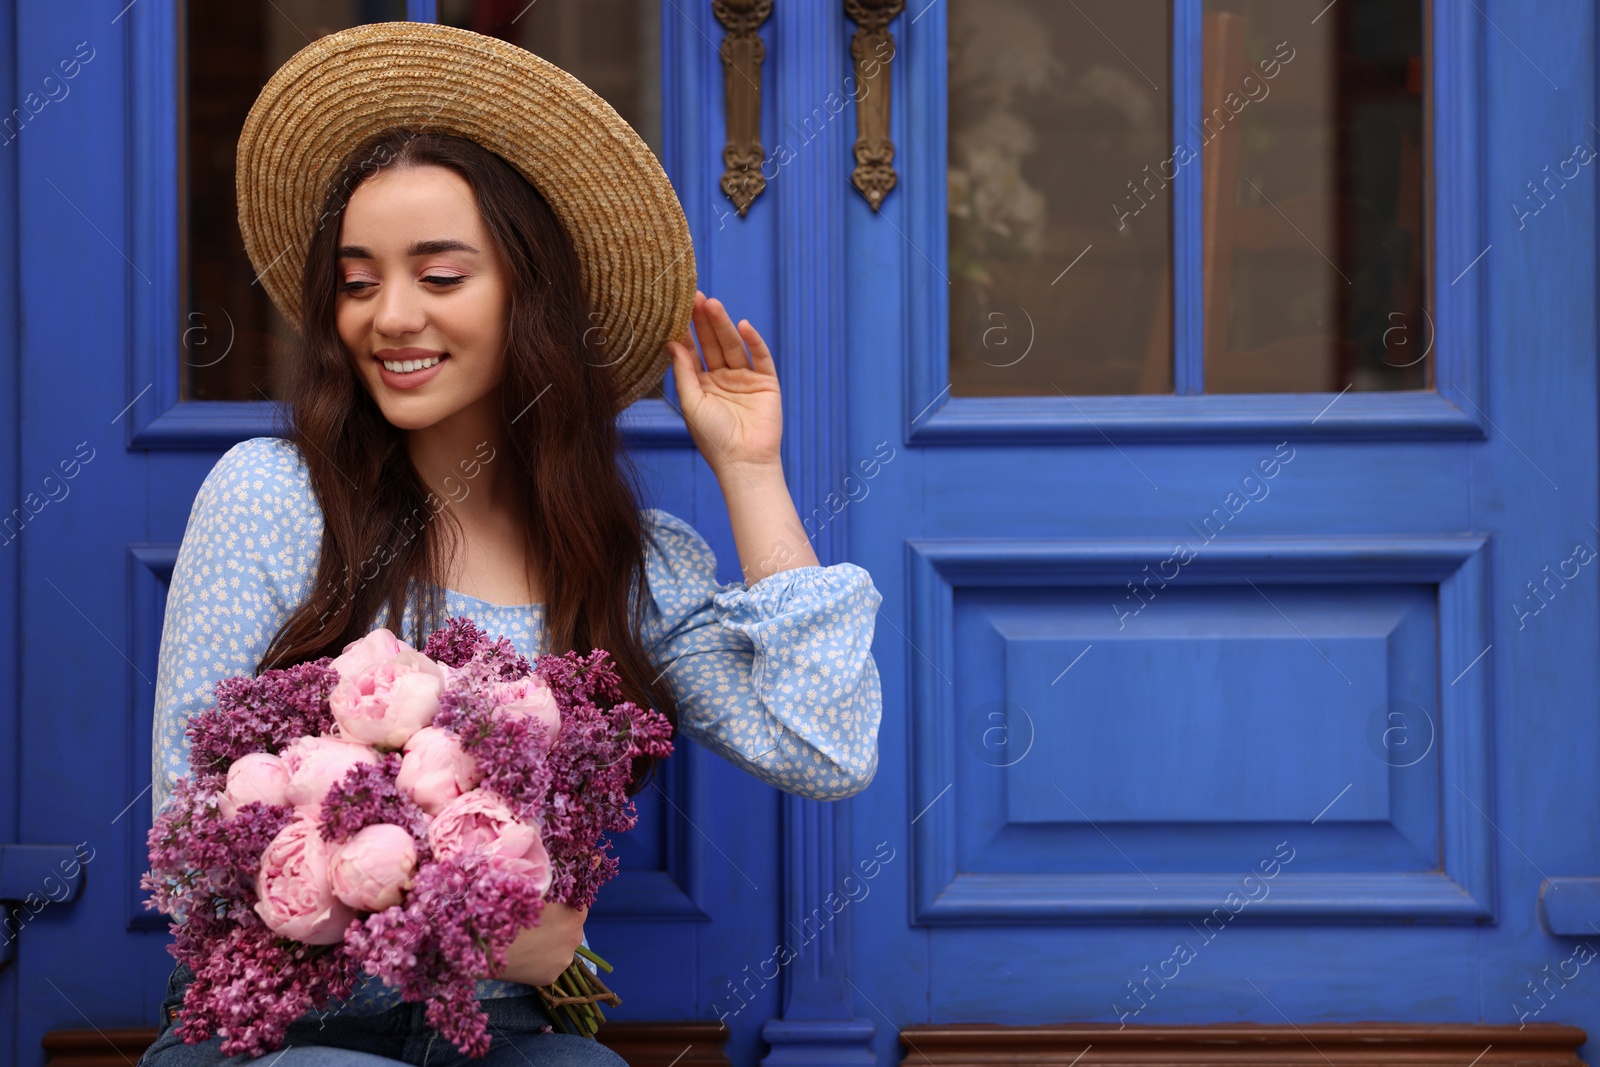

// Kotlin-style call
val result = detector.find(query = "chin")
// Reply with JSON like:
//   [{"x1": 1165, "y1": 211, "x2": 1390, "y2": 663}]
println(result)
[
  {"x1": 376, "y1": 403, "x2": 454, "y2": 432},
  {"x1": 359, "y1": 388, "x2": 444, "y2": 430},
  {"x1": 380, "y1": 412, "x2": 440, "y2": 432}
]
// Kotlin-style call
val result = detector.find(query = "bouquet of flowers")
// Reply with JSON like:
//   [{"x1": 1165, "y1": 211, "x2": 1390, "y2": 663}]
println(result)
[{"x1": 142, "y1": 617, "x2": 674, "y2": 1057}]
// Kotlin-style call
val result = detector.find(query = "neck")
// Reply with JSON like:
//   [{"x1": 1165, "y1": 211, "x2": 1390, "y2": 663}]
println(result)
[{"x1": 405, "y1": 395, "x2": 512, "y2": 524}]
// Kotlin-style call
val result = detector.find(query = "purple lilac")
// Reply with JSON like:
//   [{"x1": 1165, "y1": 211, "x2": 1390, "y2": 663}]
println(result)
[
  {"x1": 434, "y1": 658, "x2": 553, "y2": 822},
  {"x1": 528, "y1": 649, "x2": 674, "y2": 909},
  {"x1": 319, "y1": 753, "x2": 431, "y2": 851},
  {"x1": 346, "y1": 854, "x2": 546, "y2": 1057},
  {"x1": 423, "y1": 616, "x2": 531, "y2": 680},
  {"x1": 186, "y1": 659, "x2": 339, "y2": 774},
  {"x1": 142, "y1": 781, "x2": 341, "y2": 1056},
  {"x1": 170, "y1": 921, "x2": 359, "y2": 1056},
  {"x1": 142, "y1": 780, "x2": 293, "y2": 924}
]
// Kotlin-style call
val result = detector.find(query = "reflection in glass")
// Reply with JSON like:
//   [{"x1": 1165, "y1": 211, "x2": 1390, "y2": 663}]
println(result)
[
  {"x1": 185, "y1": 1, "x2": 664, "y2": 403},
  {"x1": 948, "y1": 0, "x2": 1172, "y2": 397},
  {"x1": 1200, "y1": 0, "x2": 1427, "y2": 393},
  {"x1": 185, "y1": 0, "x2": 407, "y2": 402},
  {"x1": 437, "y1": 0, "x2": 663, "y2": 399},
  {"x1": 438, "y1": 0, "x2": 662, "y2": 158}
]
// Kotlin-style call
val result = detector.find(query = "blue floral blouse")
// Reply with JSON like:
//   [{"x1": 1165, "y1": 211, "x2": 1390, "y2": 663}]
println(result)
[{"x1": 150, "y1": 435, "x2": 884, "y2": 1013}]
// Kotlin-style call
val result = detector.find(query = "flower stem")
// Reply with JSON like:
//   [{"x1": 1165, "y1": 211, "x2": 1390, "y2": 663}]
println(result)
[{"x1": 575, "y1": 944, "x2": 614, "y2": 973}]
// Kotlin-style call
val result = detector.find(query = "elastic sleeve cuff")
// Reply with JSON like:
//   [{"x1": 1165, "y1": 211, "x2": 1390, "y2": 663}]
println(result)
[{"x1": 713, "y1": 562, "x2": 880, "y2": 626}]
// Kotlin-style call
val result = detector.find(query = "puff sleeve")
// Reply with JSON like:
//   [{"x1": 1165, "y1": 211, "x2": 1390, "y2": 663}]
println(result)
[
  {"x1": 149, "y1": 437, "x2": 323, "y2": 822},
  {"x1": 641, "y1": 507, "x2": 884, "y2": 800}
]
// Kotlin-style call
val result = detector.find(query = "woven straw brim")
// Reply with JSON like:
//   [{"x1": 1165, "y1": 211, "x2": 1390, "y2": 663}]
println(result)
[{"x1": 236, "y1": 21, "x2": 696, "y2": 412}]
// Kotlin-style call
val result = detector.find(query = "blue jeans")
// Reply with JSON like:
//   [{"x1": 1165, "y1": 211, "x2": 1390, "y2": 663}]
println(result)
[{"x1": 139, "y1": 964, "x2": 627, "y2": 1066}]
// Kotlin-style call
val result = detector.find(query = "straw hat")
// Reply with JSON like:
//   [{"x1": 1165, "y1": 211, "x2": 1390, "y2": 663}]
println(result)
[{"x1": 236, "y1": 20, "x2": 696, "y2": 411}]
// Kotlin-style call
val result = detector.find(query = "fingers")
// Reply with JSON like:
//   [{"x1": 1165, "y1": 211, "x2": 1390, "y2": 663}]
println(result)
[
  {"x1": 707, "y1": 300, "x2": 750, "y2": 370},
  {"x1": 667, "y1": 339, "x2": 704, "y2": 407},
  {"x1": 691, "y1": 290, "x2": 754, "y2": 371},
  {"x1": 690, "y1": 291, "x2": 725, "y2": 371},
  {"x1": 740, "y1": 320, "x2": 775, "y2": 372},
  {"x1": 669, "y1": 329, "x2": 700, "y2": 373}
]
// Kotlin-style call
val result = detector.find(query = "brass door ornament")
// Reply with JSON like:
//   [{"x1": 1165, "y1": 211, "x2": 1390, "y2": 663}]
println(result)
[
  {"x1": 845, "y1": 0, "x2": 904, "y2": 210},
  {"x1": 713, "y1": 0, "x2": 774, "y2": 217}
]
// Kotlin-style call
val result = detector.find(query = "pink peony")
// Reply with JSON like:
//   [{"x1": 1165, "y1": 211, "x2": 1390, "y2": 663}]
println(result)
[
  {"x1": 253, "y1": 816, "x2": 357, "y2": 944},
  {"x1": 330, "y1": 648, "x2": 446, "y2": 749},
  {"x1": 328, "y1": 823, "x2": 417, "y2": 911},
  {"x1": 329, "y1": 627, "x2": 406, "y2": 682},
  {"x1": 281, "y1": 735, "x2": 381, "y2": 816},
  {"x1": 491, "y1": 674, "x2": 561, "y2": 750},
  {"x1": 488, "y1": 845, "x2": 553, "y2": 896},
  {"x1": 218, "y1": 752, "x2": 290, "y2": 819},
  {"x1": 396, "y1": 726, "x2": 482, "y2": 816},
  {"x1": 428, "y1": 790, "x2": 546, "y2": 878}
]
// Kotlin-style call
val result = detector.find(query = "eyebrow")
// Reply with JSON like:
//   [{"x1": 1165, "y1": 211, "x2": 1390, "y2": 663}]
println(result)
[{"x1": 336, "y1": 238, "x2": 482, "y2": 259}]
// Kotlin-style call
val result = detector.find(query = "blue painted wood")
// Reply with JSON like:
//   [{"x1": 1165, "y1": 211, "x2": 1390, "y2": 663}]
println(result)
[
  {"x1": 0, "y1": 847, "x2": 86, "y2": 905},
  {"x1": 124, "y1": 545, "x2": 174, "y2": 934},
  {"x1": 13, "y1": 1, "x2": 156, "y2": 1053},
  {"x1": 647, "y1": 6, "x2": 790, "y2": 1062},
  {"x1": 1541, "y1": 879, "x2": 1600, "y2": 936},
  {"x1": 848, "y1": 0, "x2": 1596, "y2": 1054},
  {"x1": 0, "y1": 0, "x2": 21, "y2": 1055},
  {"x1": 1172, "y1": 0, "x2": 1202, "y2": 396},
  {"x1": 1430, "y1": 0, "x2": 1489, "y2": 419},
  {"x1": 131, "y1": 398, "x2": 692, "y2": 450},
  {"x1": 0, "y1": 845, "x2": 87, "y2": 971},
  {"x1": 1470, "y1": 0, "x2": 1599, "y2": 1028},
  {"x1": 906, "y1": 535, "x2": 1492, "y2": 923},
  {"x1": 762, "y1": 1, "x2": 875, "y2": 1063},
  {"x1": 125, "y1": 0, "x2": 179, "y2": 449},
  {"x1": 905, "y1": 391, "x2": 1486, "y2": 443},
  {"x1": 11, "y1": 0, "x2": 1600, "y2": 1064},
  {"x1": 0, "y1": 2, "x2": 769, "y2": 1061}
]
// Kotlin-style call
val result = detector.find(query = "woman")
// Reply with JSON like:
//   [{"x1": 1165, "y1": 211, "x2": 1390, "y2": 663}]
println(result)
[{"x1": 140, "y1": 22, "x2": 883, "y2": 1067}]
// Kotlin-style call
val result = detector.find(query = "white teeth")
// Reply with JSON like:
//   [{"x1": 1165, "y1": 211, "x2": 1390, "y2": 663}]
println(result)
[{"x1": 380, "y1": 355, "x2": 444, "y2": 373}]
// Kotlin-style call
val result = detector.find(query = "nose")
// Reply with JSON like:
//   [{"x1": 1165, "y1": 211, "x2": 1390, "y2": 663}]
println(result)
[{"x1": 372, "y1": 276, "x2": 427, "y2": 340}]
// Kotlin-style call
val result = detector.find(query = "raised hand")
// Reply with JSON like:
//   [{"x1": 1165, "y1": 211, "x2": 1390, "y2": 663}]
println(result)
[{"x1": 666, "y1": 291, "x2": 783, "y2": 479}]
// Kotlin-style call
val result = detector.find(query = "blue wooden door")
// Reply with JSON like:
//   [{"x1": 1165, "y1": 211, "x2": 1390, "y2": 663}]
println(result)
[
  {"x1": 838, "y1": 0, "x2": 1600, "y2": 1062},
  {"x1": 3, "y1": 0, "x2": 1600, "y2": 1065},
  {"x1": 0, "y1": 1, "x2": 785, "y2": 1063}
]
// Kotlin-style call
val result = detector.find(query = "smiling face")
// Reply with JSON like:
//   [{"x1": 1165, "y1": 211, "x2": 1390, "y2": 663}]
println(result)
[{"x1": 335, "y1": 163, "x2": 510, "y2": 434}]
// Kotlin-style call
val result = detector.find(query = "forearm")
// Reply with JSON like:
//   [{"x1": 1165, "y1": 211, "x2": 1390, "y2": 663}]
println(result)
[{"x1": 716, "y1": 461, "x2": 821, "y2": 586}]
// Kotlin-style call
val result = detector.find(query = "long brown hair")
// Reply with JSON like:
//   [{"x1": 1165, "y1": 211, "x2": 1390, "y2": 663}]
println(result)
[{"x1": 256, "y1": 128, "x2": 678, "y2": 789}]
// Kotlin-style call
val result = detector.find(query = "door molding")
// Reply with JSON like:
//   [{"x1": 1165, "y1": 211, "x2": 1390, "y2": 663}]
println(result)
[{"x1": 907, "y1": 534, "x2": 1494, "y2": 923}]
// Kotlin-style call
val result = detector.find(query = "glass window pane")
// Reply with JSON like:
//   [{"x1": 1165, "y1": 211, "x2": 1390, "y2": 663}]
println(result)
[
  {"x1": 948, "y1": 0, "x2": 1172, "y2": 397},
  {"x1": 184, "y1": 0, "x2": 408, "y2": 403},
  {"x1": 1201, "y1": 0, "x2": 1427, "y2": 393},
  {"x1": 437, "y1": 0, "x2": 664, "y2": 398},
  {"x1": 438, "y1": 0, "x2": 662, "y2": 158},
  {"x1": 184, "y1": 0, "x2": 664, "y2": 403}
]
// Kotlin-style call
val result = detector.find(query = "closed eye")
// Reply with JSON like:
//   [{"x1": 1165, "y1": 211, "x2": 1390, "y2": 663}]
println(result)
[{"x1": 337, "y1": 275, "x2": 466, "y2": 293}]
